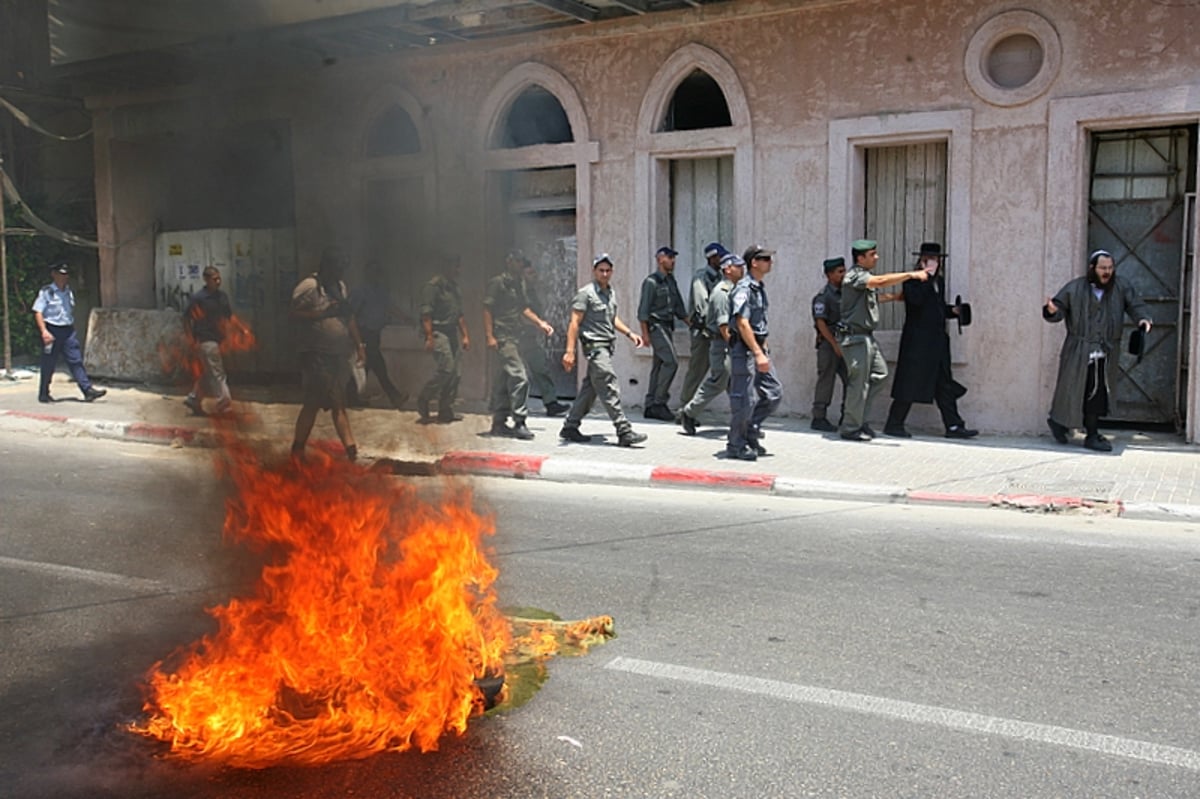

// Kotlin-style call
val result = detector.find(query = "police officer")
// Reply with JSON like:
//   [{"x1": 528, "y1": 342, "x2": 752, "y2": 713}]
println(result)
[
  {"x1": 484, "y1": 252, "x2": 554, "y2": 440},
  {"x1": 518, "y1": 258, "x2": 568, "y2": 417},
  {"x1": 560, "y1": 254, "x2": 648, "y2": 447},
  {"x1": 679, "y1": 241, "x2": 728, "y2": 407},
  {"x1": 810, "y1": 256, "x2": 848, "y2": 432},
  {"x1": 32, "y1": 262, "x2": 106, "y2": 403},
  {"x1": 678, "y1": 252, "x2": 743, "y2": 435},
  {"x1": 837, "y1": 239, "x2": 927, "y2": 441},
  {"x1": 637, "y1": 245, "x2": 687, "y2": 420},
  {"x1": 417, "y1": 256, "x2": 470, "y2": 423},
  {"x1": 726, "y1": 246, "x2": 783, "y2": 461}
]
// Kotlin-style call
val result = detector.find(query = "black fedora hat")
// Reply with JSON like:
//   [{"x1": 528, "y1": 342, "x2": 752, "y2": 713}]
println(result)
[
  {"x1": 955, "y1": 294, "x2": 972, "y2": 333},
  {"x1": 913, "y1": 242, "x2": 947, "y2": 257},
  {"x1": 1128, "y1": 327, "x2": 1146, "y2": 362}
]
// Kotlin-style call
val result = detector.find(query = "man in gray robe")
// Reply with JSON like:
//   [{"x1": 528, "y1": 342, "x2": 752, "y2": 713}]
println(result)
[{"x1": 1043, "y1": 249, "x2": 1152, "y2": 452}]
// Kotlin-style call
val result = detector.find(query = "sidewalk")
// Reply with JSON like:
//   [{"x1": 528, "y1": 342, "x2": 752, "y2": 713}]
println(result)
[{"x1": 3, "y1": 370, "x2": 1200, "y2": 523}]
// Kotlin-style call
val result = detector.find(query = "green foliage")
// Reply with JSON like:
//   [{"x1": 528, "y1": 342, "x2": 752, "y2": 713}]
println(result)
[{"x1": 3, "y1": 199, "x2": 89, "y2": 357}]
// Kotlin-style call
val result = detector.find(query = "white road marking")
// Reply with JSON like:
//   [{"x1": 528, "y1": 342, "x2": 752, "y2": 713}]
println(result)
[
  {"x1": 605, "y1": 656, "x2": 1200, "y2": 771},
  {"x1": 0, "y1": 556, "x2": 169, "y2": 593}
]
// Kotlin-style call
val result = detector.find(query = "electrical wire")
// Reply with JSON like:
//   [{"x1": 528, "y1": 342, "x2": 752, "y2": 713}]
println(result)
[{"x1": 0, "y1": 95, "x2": 92, "y2": 142}]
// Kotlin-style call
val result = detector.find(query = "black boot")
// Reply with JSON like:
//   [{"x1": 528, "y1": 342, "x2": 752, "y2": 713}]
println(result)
[{"x1": 511, "y1": 417, "x2": 535, "y2": 440}]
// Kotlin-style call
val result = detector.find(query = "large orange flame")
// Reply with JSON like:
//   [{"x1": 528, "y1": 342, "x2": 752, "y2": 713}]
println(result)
[{"x1": 130, "y1": 448, "x2": 511, "y2": 768}]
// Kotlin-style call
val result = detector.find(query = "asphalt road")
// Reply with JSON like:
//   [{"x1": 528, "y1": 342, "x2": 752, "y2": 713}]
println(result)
[{"x1": 2, "y1": 434, "x2": 1199, "y2": 798}]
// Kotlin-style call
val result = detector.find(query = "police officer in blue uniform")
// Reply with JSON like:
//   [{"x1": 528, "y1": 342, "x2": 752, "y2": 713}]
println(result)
[
  {"x1": 726, "y1": 245, "x2": 783, "y2": 461},
  {"x1": 32, "y1": 262, "x2": 106, "y2": 403}
]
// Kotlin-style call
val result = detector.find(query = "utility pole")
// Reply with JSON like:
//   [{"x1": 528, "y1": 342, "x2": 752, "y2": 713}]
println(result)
[{"x1": 0, "y1": 142, "x2": 9, "y2": 379}]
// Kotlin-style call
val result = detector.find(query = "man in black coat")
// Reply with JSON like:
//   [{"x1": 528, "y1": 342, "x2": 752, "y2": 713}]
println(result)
[{"x1": 883, "y1": 242, "x2": 978, "y2": 439}]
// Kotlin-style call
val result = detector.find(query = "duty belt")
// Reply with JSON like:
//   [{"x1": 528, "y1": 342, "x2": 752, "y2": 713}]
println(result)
[{"x1": 582, "y1": 340, "x2": 614, "y2": 354}]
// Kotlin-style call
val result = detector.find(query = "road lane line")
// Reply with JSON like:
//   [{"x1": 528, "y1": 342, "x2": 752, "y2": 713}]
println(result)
[
  {"x1": 0, "y1": 556, "x2": 169, "y2": 593},
  {"x1": 605, "y1": 656, "x2": 1200, "y2": 771}
]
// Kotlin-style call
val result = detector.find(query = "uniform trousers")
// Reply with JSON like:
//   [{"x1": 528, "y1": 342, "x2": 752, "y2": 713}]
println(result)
[
  {"x1": 680, "y1": 337, "x2": 729, "y2": 419},
  {"x1": 811, "y1": 339, "x2": 847, "y2": 421},
  {"x1": 839, "y1": 333, "x2": 888, "y2": 434},
  {"x1": 519, "y1": 332, "x2": 559, "y2": 405},
  {"x1": 489, "y1": 337, "x2": 530, "y2": 422},
  {"x1": 727, "y1": 343, "x2": 782, "y2": 453},
  {"x1": 39, "y1": 323, "x2": 94, "y2": 398},
  {"x1": 643, "y1": 322, "x2": 678, "y2": 410},
  {"x1": 418, "y1": 329, "x2": 461, "y2": 415},
  {"x1": 679, "y1": 329, "x2": 711, "y2": 406},
  {"x1": 564, "y1": 345, "x2": 632, "y2": 434}
]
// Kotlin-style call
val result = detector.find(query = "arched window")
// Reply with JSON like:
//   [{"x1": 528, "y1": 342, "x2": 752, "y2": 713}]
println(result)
[
  {"x1": 493, "y1": 85, "x2": 574, "y2": 148},
  {"x1": 660, "y1": 69, "x2": 732, "y2": 132},
  {"x1": 365, "y1": 104, "x2": 421, "y2": 157}
]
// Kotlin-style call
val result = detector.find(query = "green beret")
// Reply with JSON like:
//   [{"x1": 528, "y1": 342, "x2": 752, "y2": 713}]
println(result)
[
  {"x1": 822, "y1": 256, "x2": 845, "y2": 272},
  {"x1": 851, "y1": 239, "x2": 877, "y2": 252}
]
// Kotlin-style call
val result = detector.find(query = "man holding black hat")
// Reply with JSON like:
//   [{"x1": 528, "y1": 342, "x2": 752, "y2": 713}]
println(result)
[
  {"x1": 560, "y1": 254, "x2": 647, "y2": 447},
  {"x1": 838, "y1": 239, "x2": 928, "y2": 441},
  {"x1": 810, "y1": 256, "x2": 847, "y2": 432},
  {"x1": 726, "y1": 245, "x2": 782, "y2": 461},
  {"x1": 1043, "y1": 249, "x2": 1152, "y2": 452},
  {"x1": 679, "y1": 241, "x2": 728, "y2": 407},
  {"x1": 32, "y1": 262, "x2": 106, "y2": 403},
  {"x1": 884, "y1": 242, "x2": 978, "y2": 439},
  {"x1": 638, "y1": 246, "x2": 688, "y2": 420}
]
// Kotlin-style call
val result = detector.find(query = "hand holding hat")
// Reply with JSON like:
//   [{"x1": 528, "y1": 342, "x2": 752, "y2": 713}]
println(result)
[{"x1": 954, "y1": 294, "x2": 972, "y2": 333}]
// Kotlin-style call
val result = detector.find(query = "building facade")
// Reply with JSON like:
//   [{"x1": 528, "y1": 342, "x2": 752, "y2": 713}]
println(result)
[{"x1": 74, "y1": 0, "x2": 1200, "y2": 438}]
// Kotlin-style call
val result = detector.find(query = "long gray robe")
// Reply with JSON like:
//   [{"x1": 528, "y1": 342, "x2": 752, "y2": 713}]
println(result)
[{"x1": 1044, "y1": 275, "x2": 1151, "y2": 429}]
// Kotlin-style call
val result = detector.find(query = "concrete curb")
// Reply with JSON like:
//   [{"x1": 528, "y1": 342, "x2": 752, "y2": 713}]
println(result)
[{"x1": 6, "y1": 410, "x2": 1200, "y2": 522}]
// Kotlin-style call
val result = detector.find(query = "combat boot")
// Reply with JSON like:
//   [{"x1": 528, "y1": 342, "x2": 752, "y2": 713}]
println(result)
[
  {"x1": 511, "y1": 417, "x2": 535, "y2": 440},
  {"x1": 489, "y1": 418, "x2": 514, "y2": 437},
  {"x1": 559, "y1": 425, "x2": 592, "y2": 443},
  {"x1": 617, "y1": 428, "x2": 648, "y2": 447}
]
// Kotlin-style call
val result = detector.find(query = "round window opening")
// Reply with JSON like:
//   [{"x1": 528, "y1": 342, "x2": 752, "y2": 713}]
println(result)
[{"x1": 986, "y1": 33, "x2": 1044, "y2": 89}]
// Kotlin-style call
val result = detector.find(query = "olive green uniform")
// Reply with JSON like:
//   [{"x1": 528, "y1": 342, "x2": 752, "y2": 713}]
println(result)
[
  {"x1": 418, "y1": 274, "x2": 464, "y2": 419},
  {"x1": 519, "y1": 278, "x2": 559, "y2": 408},
  {"x1": 838, "y1": 265, "x2": 888, "y2": 434},
  {"x1": 484, "y1": 272, "x2": 532, "y2": 424},
  {"x1": 562, "y1": 281, "x2": 635, "y2": 436}
]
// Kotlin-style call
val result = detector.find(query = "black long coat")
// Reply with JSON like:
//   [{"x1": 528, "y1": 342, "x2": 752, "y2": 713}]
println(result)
[{"x1": 890, "y1": 274, "x2": 965, "y2": 403}]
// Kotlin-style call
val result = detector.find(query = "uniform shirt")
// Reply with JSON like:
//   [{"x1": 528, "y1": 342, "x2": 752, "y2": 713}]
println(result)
[
  {"x1": 729, "y1": 275, "x2": 769, "y2": 340},
  {"x1": 688, "y1": 264, "x2": 722, "y2": 329},
  {"x1": 705, "y1": 278, "x2": 735, "y2": 338},
  {"x1": 483, "y1": 272, "x2": 530, "y2": 340},
  {"x1": 32, "y1": 283, "x2": 75, "y2": 326},
  {"x1": 840, "y1": 265, "x2": 880, "y2": 334},
  {"x1": 811, "y1": 282, "x2": 842, "y2": 341},
  {"x1": 637, "y1": 271, "x2": 686, "y2": 327},
  {"x1": 184, "y1": 286, "x2": 232, "y2": 343},
  {"x1": 292, "y1": 275, "x2": 354, "y2": 355},
  {"x1": 420, "y1": 274, "x2": 463, "y2": 328},
  {"x1": 571, "y1": 281, "x2": 618, "y2": 345}
]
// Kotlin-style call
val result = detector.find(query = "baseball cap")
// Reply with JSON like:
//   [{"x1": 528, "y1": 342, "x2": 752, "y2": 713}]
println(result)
[
  {"x1": 704, "y1": 242, "x2": 728, "y2": 258},
  {"x1": 592, "y1": 253, "x2": 613, "y2": 267},
  {"x1": 655, "y1": 246, "x2": 678, "y2": 257},
  {"x1": 743, "y1": 245, "x2": 776, "y2": 262},
  {"x1": 49, "y1": 262, "x2": 69, "y2": 275}
]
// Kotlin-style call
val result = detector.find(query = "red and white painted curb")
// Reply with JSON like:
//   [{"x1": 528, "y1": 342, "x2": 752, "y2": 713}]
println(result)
[{"x1": 5, "y1": 410, "x2": 1198, "y2": 521}]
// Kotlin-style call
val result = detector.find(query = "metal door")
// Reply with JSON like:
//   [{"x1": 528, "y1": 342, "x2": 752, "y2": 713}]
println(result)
[{"x1": 1087, "y1": 126, "x2": 1195, "y2": 425}]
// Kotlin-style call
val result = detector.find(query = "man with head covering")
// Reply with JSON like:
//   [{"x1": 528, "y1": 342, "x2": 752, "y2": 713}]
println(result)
[
  {"x1": 637, "y1": 245, "x2": 688, "y2": 420},
  {"x1": 1043, "y1": 249, "x2": 1152, "y2": 452},
  {"x1": 725, "y1": 245, "x2": 783, "y2": 461},
  {"x1": 679, "y1": 241, "x2": 729, "y2": 408},
  {"x1": 559, "y1": 254, "x2": 648, "y2": 447},
  {"x1": 32, "y1": 262, "x2": 106, "y2": 403},
  {"x1": 838, "y1": 239, "x2": 929, "y2": 441},
  {"x1": 483, "y1": 251, "x2": 554, "y2": 440},
  {"x1": 678, "y1": 252, "x2": 743, "y2": 435},
  {"x1": 417, "y1": 256, "x2": 471, "y2": 423},
  {"x1": 810, "y1": 256, "x2": 848, "y2": 432},
  {"x1": 883, "y1": 242, "x2": 977, "y2": 439}
]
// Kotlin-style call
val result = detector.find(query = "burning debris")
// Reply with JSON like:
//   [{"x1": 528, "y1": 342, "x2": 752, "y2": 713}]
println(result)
[{"x1": 129, "y1": 445, "x2": 612, "y2": 768}]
